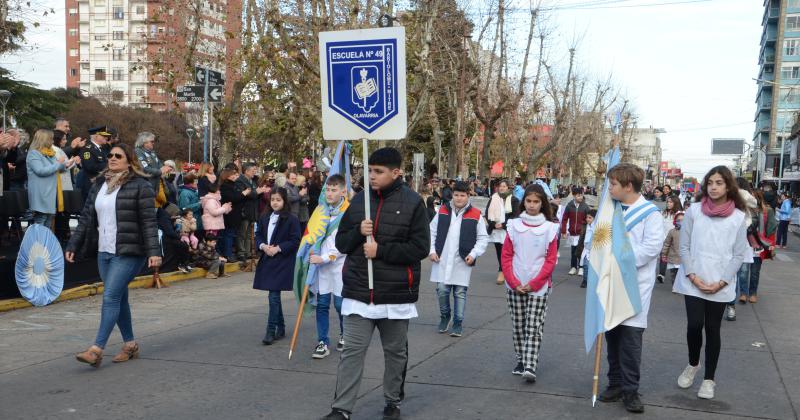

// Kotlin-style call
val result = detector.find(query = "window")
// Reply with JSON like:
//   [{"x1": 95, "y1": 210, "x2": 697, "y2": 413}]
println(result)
[
  {"x1": 135, "y1": 88, "x2": 145, "y2": 96},
  {"x1": 157, "y1": 88, "x2": 165, "y2": 95},
  {"x1": 112, "y1": 68, "x2": 124, "y2": 80},
  {"x1": 137, "y1": 6, "x2": 145, "y2": 14},
  {"x1": 70, "y1": 68, "x2": 77, "y2": 77},
  {"x1": 95, "y1": 68, "x2": 106, "y2": 81},
  {"x1": 781, "y1": 87, "x2": 800, "y2": 104},
  {"x1": 69, "y1": 29, "x2": 77, "y2": 37},
  {"x1": 112, "y1": 90, "x2": 124, "y2": 102},
  {"x1": 94, "y1": 34, "x2": 106, "y2": 40},
  {"x1": 789, "y1": 16, "x2": 800, "y2": 31},
  {"x1": 113, "y1": 7, "x2": 124, "y2": 19},
  {"x1": 782, "y1": 65, "x2": 800, "y2": 79},
  {"x1": 69, "y1": 8, "x2": 78, "y2": 15},
  {"x1": 112, "y1": 48, "x2": 124, "y2": 60},
  {"x1": 69, "y1": 49, "x2": 79, "y2": 57},
  {"x1": 792, "y1": 0, "x2": 800, "y2": 8},
  {"x1": 785, "y1": 39, "x2": 800, "y2": 56}
]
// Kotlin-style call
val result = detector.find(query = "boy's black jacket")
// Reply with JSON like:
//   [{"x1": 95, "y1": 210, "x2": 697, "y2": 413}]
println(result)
[{"x1": 336, "y1": 177, "x2": 431, "y2": 304}]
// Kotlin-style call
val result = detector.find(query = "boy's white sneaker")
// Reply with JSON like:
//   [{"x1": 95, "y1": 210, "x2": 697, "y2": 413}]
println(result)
[
  {"x1": 568, "y1": 268, "x2": 577, "y2": 275},
  {"x1": 678, "y1": 364, "x2": 701, "y2": 389},
  {"x1": 697, "y1": 380, "x2": 715, "y2": 399},
  {"x1": 577, "y1": 268, "x2": 584, "y2": 276}
]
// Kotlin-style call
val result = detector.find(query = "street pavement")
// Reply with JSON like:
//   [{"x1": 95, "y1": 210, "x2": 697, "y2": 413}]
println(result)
[{"x1": 1, "y1": 228, "x2": 799, "y2": 419}]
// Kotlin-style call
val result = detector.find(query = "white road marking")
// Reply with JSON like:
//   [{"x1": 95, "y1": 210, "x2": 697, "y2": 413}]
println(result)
[{"x1": 0, "y1": 320, "x2": 52, "y2": 331}]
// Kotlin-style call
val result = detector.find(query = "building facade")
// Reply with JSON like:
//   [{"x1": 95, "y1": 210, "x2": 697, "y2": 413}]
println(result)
[
  {"x1": 752, "y1": 0, "x2": 800, "y2": 185},
  {"x1": 65, "y1": 0, "x2": 241, "y2": 111}
]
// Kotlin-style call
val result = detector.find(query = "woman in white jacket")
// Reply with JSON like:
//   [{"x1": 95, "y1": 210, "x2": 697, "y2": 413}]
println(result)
[{"x1": 673, "y1": 166, "x2": 748, "y2": 400}]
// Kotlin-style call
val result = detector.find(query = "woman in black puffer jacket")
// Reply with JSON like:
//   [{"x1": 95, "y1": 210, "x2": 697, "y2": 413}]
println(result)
[{"x1": 66, "y1": 143, "x2": 161, "y2": 369}]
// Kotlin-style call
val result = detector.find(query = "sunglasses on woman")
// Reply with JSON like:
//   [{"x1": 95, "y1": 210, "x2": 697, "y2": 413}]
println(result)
[{"x1": 107, "y1": 152, "x2": 125, "y2": 160}]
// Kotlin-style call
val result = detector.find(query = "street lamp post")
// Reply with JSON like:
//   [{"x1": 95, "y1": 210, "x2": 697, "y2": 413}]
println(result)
[
  {"x1": 186, "y1": 128, "x2": 196, "y2": 165},
  {"x1": 0, "y1": 90, "x2": 12, "y2": 132}
]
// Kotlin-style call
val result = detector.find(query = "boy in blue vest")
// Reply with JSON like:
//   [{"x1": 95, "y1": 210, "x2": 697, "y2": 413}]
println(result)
[
  {"x1": 429, "y1": 181, "x2": 489, "y2": 337},
  {"x1": 597, "y1": 163, "x2": 664, "y2": 413}
]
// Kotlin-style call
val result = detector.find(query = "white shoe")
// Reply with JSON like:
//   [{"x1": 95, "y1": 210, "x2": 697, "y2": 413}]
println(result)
[
  {"x1": 568, "y1": 268, "x2": 577, "y2": 275},
  {"x1": 577, "y1": 268, "x2": 584, "y2": 276},
  {"x1": 677, "y1": 364, "x2": 701, "y2": 389},
  {"x1": 697, "y1": 380, "x2": 715, "y2": 399}
]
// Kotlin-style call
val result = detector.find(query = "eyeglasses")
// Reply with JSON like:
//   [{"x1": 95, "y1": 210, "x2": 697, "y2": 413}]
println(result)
[{"x1": 107, "y1": 152, "x2": 125, "y2": 160}]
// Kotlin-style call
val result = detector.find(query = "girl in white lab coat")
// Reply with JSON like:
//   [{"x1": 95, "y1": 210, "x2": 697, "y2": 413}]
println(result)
[{"x1": 673, "y1": 166, "x2": 748, "y2": 400}]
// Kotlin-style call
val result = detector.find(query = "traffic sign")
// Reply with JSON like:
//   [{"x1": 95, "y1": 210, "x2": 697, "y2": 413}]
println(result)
[
  {"x1": 195, "y1": 66, "x2": 225, "y2": 86},
  {"x1": 319, "y1": 27, "x2": 407, "y2": 140},
  {"x1": 176, "y1": 85, "x2": 223, "y2": 103}
]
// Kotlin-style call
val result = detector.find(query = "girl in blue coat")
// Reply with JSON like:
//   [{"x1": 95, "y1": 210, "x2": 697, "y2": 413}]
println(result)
[{"x1": 253, "y1": 187, "x2": 301, "y2": 345}]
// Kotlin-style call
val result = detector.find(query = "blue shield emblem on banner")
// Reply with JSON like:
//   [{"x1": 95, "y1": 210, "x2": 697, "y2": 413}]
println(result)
[{"x1": 326, "y1": 38, "x2": 399, "y2": 133}]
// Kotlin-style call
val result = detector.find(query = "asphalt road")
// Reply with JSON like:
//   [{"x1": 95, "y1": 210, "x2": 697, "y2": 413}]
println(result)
[{"x1": 1, "y1": 224, "x2": 799, "y2": 419}]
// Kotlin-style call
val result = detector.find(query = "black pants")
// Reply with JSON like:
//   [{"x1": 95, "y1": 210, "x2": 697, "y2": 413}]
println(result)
[
  {"x1": 776, "y1": 220, "x2": 790, "y2": 247},
  {"x1": 570, "y1": 245, "x2": 580, "y2": 269},
  {"x1": 605, "y1": 325, "x2": 644, "y2": 393},
  {"x1": 494, "y1": 242, "x2": 503, "y2": 272},
  {"x1": 684, "y1": 295, "x2": 726, "y2": 380},
  {"x1": 658, "y1": 260, "x2": 667, "y2": 278}
]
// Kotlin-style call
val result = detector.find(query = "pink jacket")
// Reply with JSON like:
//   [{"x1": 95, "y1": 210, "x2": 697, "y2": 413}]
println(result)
[{"x1": 201, "y1": 192, "x2": 230, "y2": 230}]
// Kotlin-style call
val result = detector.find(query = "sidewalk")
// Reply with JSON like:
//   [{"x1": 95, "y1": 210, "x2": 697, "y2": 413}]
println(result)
[{"x1": 0, "y1": 240, "x2": 798, "y2": 419}]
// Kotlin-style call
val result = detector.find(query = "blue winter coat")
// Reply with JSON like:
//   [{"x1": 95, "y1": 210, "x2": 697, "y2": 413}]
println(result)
[
  {"x1": 26, "y1": 149, "x2": 66, "y2": 214},
  {"x1": 252, "y1": 211, "x2": 301, "y2": 291},
  {"x1": 178, "y1": 185, "x2": 202, "y2": 231}
]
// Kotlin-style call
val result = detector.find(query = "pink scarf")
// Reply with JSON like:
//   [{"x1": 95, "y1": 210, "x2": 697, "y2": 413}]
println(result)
[{"x1": 701, "y1": 197, "x2": 735, "y2": 218}]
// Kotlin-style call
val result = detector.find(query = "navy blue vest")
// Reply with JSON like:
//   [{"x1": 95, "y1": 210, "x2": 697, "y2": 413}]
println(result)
[{"x1": 434, "y1": 203, "x2": 482, "y2": 265}]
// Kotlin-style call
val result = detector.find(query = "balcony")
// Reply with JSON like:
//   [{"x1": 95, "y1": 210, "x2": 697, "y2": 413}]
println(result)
[
  {"x1": 763, "y1": 6, "x2": 779, "y2": 25},
  {"x1": 761, "y1": 24, "x2": 778, "y2": 46},
  {"x1": 758, "y1": 96, "x2": 773, "y2": 110}
]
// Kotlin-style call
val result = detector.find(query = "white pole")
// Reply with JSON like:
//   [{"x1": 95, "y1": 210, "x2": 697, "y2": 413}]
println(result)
[
  {"x1": 209, "y1": 103, "x2": 214, "y2": 164},
  {"x1": 362, "y1": 138, "x2": 374, "y2": 293},
  {"x1": 778, "y1": 134, "x2": 786, "y2": 191}
]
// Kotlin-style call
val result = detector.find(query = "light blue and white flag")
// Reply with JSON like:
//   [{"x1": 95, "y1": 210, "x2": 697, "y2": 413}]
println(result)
[{"x1": 583, "y1": 146, "x2": 641, "y2": 352}]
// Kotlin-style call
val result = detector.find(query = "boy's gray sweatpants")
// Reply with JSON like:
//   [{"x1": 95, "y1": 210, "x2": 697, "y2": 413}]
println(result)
[{"x1": 331, "y1": 315, "x2": 409, "y2": 413}]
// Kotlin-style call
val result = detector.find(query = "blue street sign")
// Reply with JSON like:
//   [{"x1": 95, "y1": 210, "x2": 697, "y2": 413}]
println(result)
[{"x1": 326, "y1": 39, "x2": 399, "y2": 133}]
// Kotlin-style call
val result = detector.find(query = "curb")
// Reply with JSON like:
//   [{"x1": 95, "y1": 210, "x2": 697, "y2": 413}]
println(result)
[{"x1": 0, "y1": 262, "x2": 244, "y2": 313}]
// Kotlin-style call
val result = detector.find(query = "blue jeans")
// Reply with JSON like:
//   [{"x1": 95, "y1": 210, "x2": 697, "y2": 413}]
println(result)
[
  {"x1": 95, "y1": 252, "x2": 146, "y2": 348},
  {"x1": 437, "y1": 283, "x2": 468, "y2": 324},
  {"x1": 32, "y1": 212, "x2": 54, "y2": 228},
  {"x1": 267, "y1": 291, "x2": 285, "y2": 335},
  {"x1": 739, "y1": 257, "x2": 762, "y2": 297},
  {"x1": 732, "y1": 263, "x2": 751, "y2": 304},
  {"x1": 316, "y1": 293, "x2": 343, "y2": 345},
  {"x1": 218, "y1": 227, "x2": 237, "y2": 259}
]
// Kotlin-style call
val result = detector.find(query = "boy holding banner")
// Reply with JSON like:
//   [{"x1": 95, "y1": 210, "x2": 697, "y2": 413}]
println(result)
[
  {"x1": 322, "y1": 147, "x2": 430, "y2": 420},
  {"x1": 595, "y1": 163, "x2": 664, "y2": 413}
]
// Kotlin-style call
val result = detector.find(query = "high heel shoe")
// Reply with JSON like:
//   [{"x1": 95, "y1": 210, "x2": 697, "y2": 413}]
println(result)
[
  {"x1": 76, "y1": 346, "x2": 103, "y2": 368},
  {"x1": 112, "y1": 342, "x2": 140, "y2": 363}
]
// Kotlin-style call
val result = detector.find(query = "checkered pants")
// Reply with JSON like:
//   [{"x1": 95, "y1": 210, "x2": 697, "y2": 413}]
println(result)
[{"x1": 506, "y1": 289, "x2": 549, "y2": 372}]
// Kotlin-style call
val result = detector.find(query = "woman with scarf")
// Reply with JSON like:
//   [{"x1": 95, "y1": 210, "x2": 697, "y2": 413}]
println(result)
[
  {"x1": 486, "y1": 179, "x2": 520, "y2": 285},
  {"x1": 673, "y1": 166, "x2": 748, "y2": 400},
  {"x1": 66, "y1": 143, "x2": 161, "y2": 368},
  {"x1": 26, "y1": 129, "x2": 79, "y2": 228}
]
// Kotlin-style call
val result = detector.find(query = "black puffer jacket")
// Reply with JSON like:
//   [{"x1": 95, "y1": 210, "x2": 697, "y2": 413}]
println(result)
[
  {"x1": 336, "y1": 178, "x2": 430, "y2": 305},
  {"x1": 66, "y1": 175, "x2": 161, "y2": 259},
  {"x1": 220, "y1": 179, "x2": 246, "y2": 229}
]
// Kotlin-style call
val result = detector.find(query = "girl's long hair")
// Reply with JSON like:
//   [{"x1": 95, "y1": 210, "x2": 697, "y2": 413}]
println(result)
[
  {"x1": 520, "y1": 184, "x2": 554, "y2": 221},
  {"x1": 696, "y1": 166, "x2": 746, "y2": 210},
  {"x1": 664, "y1": 195, "x2": 683, "y2": 218},
  {"x1": 268, "y1": 187, "x2": 289, "y2": 215}
]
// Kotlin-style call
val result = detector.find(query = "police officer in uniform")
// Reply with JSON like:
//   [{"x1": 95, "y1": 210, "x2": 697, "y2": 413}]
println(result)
[{"x1": 75, "y1": 126, "x2": 112, "y2": 203}]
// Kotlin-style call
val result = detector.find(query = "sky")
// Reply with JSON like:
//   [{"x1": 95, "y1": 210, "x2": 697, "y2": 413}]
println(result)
[{"x1": 1, "y1": 0, "x2": 763, "y2": 179}]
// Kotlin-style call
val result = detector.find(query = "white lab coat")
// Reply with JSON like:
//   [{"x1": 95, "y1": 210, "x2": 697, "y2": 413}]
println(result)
[
  {"x1": 429, "y1": 204, "x2": 489, "y2": 287},
  {"x1": 620, "y1": 196, "x2": 665, "y2": 329},
  {"x1": 315, "y1": 228, "x2": 344, "y2": 296},
  {"x1": 673, "y1": 204, "x2": 748, "y2": 303}
]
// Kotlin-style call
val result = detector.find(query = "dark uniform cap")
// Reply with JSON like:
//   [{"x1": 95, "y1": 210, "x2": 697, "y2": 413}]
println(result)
[{"x1": 88, "y1": 126, "x2": 112, "y2": 137}]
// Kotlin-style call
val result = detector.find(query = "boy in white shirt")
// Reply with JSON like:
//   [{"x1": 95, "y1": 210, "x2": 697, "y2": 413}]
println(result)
[
  {"x1": 597, "y1": 163, "x2": 664, "y2": 414},
  {"x1": 310, "y1": 175, "x2": 348, "y2": 359},
  {"x1": 429, "y1": 181, "x2": 489, "y2": 337}
]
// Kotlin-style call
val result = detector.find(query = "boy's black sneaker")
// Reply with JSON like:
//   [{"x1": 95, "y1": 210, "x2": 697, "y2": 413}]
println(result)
[
  {"x1": 522, "y1": 368, "x2": 536, "y2": 383},
  {"x1": 622, "y1": 392, "x2": 644, "y2": 413},
  {"x1": 336, "y1": 336, "x2": 345, "y2": 352},
  {"x1": 177, "y1": 265, "x2": 188, "y2": 274},
  {"x1": 320, "y1": 409, "x2": 350, "y2": 420},
  {"x1": 449, "y1": 322, "x2": 463, "y2": 337},
  {"x1": 512, "y1": 361, "x2": 524, "y2": 375},
  {"x1": 261, "y1": 331, "x2": 274, "y2": 345},
  {"x1": 438, "y1": 316, "x2": 449, "y2": 333},
  {"x1": 383, "y1": 404, "x2": 401, "y2": 420},
  {"x1": 657, "y1": 274, "x2": 664, "y2": 284},
  {"x1": 598, "y1": 386, "x2": 623, "y2": 402},
  {"x1": 580, "y1": 280, "x2": 587, "y2": 288}
]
